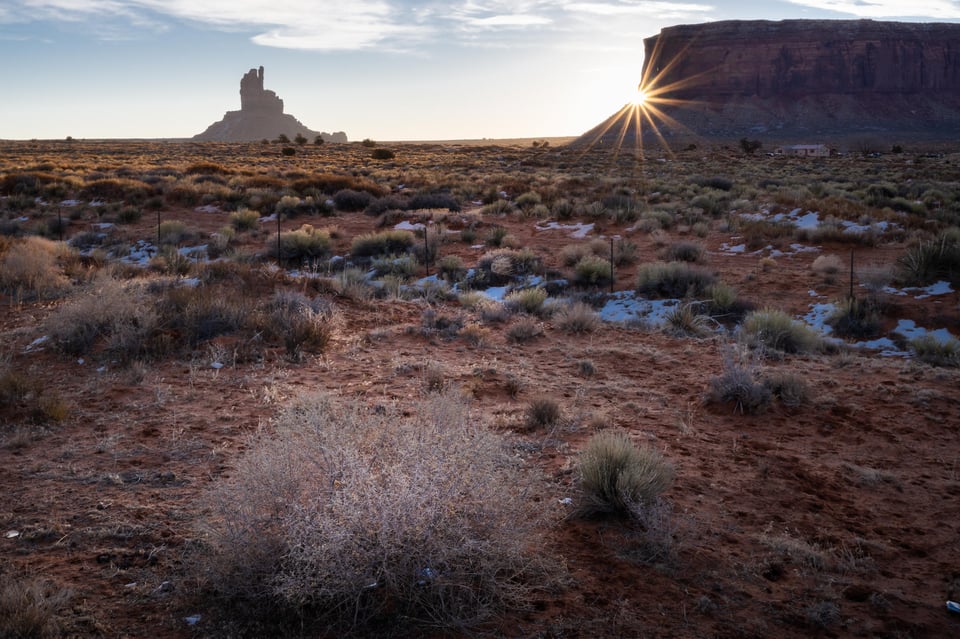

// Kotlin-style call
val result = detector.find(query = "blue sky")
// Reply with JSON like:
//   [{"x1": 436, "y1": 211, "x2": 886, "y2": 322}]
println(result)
[{"x1": 2, "y1": 1, "x2": 959, "y2": 140}]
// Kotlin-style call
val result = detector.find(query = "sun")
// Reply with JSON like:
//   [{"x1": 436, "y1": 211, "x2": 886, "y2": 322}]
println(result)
[{"x1": 631, "y1": 85, "x2": 647, "y2": 106}]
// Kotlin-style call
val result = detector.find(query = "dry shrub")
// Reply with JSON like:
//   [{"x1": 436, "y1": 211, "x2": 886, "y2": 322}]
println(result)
[
  {"x1": 663, "y1": 241, "x2": 705, "y2": 263},
  {"x1": 812, "y1": 254, "x2": 844, "y2": 277},
  {"x1": 555, "y1": 301, "x2": 600, "y2": 334},
  {"x1": 663, "y1": 302, "x2": 711, "y2": 337},
  {"x1": 0, "y1": 237, "x2": 71, "y2": 299},
  {"x1": 706, "y1": 346, "x2": 772, "y2": 414},
  {"x1": 909, "y1": 334, "x2": 960, "y2": 367},
  {"x1": 504, "y1": 287, "x2": 548, "y2": 315},
  {"x1": 827, "y1": 297, "x2": 881, "y2": 338},
  {"x1": 267, "y1": 290, "x2": 334, "y2": 360},
  {"x1": 763, "y1": 371, "x2": 811, "y2": 408},
  {"x1": 46, "y1": 278, "x2": 155, "y2": 357},
  {"x1": 525, "y1": 396, "x2": 561, "y2": 429},
  {"x1": 191, "y1": 390, "x2": 555, "y2": 632},
  {"x1": 506, "y1": 318, "x2": 543, "y2": 342},
  {"x1": 578, "y1": 430, "x2": 674, "y2": 519},
  {"x1": 0, "y1": 572, "x2": 72, "y2": 639}
]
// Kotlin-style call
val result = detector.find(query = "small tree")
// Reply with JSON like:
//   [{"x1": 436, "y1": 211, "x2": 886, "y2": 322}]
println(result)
[
  {"x1": 361, "y1": 138, "x2": 377, "y2": 148},
  {"x1": 294, "y1": 133, "x2": 307, "y2": 146},
  {"x1": 276, "y1": 133, "x2": 291, "y2": 144},
  {"x1": 313, "y1": 135, "x2": 325, "y2": 146}
]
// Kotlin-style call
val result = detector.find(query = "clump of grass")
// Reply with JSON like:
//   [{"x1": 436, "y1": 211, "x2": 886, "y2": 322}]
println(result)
[
  {"x1": 663, "y1": 302, "x2": 711, "y2": 337},
  {"x1": 636, "y1": 262, "x2": 716, "y2": 298},
  {"x1": 190, "y1": 390, "x2": 555, "y2": 633},
  {"x1": 578, "y1": 430, "x2": 674, "y2": 519},
  {"x1": 350, "y1": 229, "x2": 415, "y2": 258},
  {"x1": 506, "y1": 318, "x2": 543, "y2": 342},
  {"x1": 741, "y1": 308, "x2": 824, "y2": 355},
  {"x1": 525, "y1": 396, "x2": 561, "y2": 429},
  {"x1": 908, "y1": 334, "x2": 960, "y2": 367},
  {"x1": 572, "y1": 255, "x2": 612, "y2": 287},
  {"x1": 0, "y1": 573, "x2": 72, "y2": 639},
  {"x1": 0, "y1": 237, "x2": 71, "y2": 299},
  {"x1": 554, "y1": 301, "x2": 600, "y2": 334},
  {"x1": 504, "y1": 287, "x2": 548, "y2": 315},
  {"x1": 763, "y1": 371, "x2": 811, "y2": 408},
  {"x1": 333, "y1": 188, "x2": 375, "y2": 212},
  {"x1": 158, "y1": 220, "x2": 192, "y2": 245},
  {"x1": 706, "y1": 347, "x2": 772, "y2": 414},
  {"x1": 706, "y1": 282, "x2": 741, "y2": 317},
  {"x1": 437, "y1": 254, "x2": 466, "y2": 281},
  {"x1": 476, "y1": 248, "x2": 540, "y2": 282},
  {"x1": 371, "y1": 253, "x2": 419, "y2": 278},
  {"x1": 827, "y1": 297, "x2": 881, "y2": 338}
]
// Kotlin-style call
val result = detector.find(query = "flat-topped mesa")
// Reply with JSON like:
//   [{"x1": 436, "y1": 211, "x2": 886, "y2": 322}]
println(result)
[
  {"x1": 194, "y1": 66, "x2": 347, "y2": 143},
  {"x1": 239, "y1": 66, "x2": 284, "y2": 114},
  {"x1": 572, "y1": 19, "x2": 960, "y2": 147},
  {"x1": 644, "y1": 20, "x2": 960, "y2": 100}
]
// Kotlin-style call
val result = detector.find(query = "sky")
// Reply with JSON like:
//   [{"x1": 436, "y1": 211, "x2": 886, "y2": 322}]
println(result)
[{"x1": 2, "y1": 1, "x2": 960, "y2": 141}]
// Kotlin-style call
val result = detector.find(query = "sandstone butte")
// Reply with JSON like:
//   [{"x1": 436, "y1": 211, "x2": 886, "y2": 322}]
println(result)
[
  {"x1": 576, "y1": 19, "x2": 960, "y2": 146},
  {"x1": 194, "y1": 66, "x2": 347, "y2": 143}
]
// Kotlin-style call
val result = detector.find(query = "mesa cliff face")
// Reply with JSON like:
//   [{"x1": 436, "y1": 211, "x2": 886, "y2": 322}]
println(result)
[
  {"x1": 575, "y1": 19, "x2": 960, "y2": 147},
  {"x1": 649, "y1": 20, "x2": 960, "y2": 99},
  {"x1": 194, "y1": 67, "x2": 347, "y2": 143}
]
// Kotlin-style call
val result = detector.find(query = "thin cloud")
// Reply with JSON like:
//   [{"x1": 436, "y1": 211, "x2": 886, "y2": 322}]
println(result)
[
  {"x1": 564, "y1": 1, "x2": 714, "y2": 17},
  {"x1": 786, "y1": 0, "x2": 960, "y2": 18}
]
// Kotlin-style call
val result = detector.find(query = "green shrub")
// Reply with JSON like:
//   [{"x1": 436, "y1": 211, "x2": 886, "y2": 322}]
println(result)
[
  {"x1": 741, "y1": 308, "x2": 824, "y2": 354},
  {"x1": 663, "y1": 241, "x2": 705, "y2": 263},
  {"x1": 272, "y1": 224, "x2": 332, "y2": 264},
  {"x1": 157, "y1": 220, "x2": 191, "y2": 245},
  {"x1": 578, "y1": 430, "x2": 674, "y2": 518},
  {"x1": 115, "y1": 206, "x2": 142, "y2": 224},
  {"x1": 909, "y1": 334, "x2": 960, "y2": 367},
  {"x1": 477, "y1": 248, "x2": 540, "y2": 279},
  {"x1": 333, "y1": 189, "x2": 375, "y2": 212},
  {"x1": 371, "y1": 148, "x2": 396, "y2": 160},
  {"x1": 573, "y1": 255, "x2": 612, "y2": 286},
  {"x1": 371, "y1": 253, "x2": 419, "y2": 278},
  {"x1": 437, "y1": 254, "x2": 466, "y2": 281},
  {"x1": 229, "y1": 208, "x2": 261, "y2": 232},
  {"x1": 350, "y1": 230, "x2": 415, "y2": 258},
  {"x1": 505, "y1": 287, "x2": 548, "y2": 315},
  {"x1": 191, "y1": 390, "x2": 553, "y2": 632},
  {"x1": 408, "y1": 192, "x2": 460, "y2": 212},
  {"x1": 897, "y1": 231, "x2": 960, "y2": 285},
  {"x1": 706, "y1": 282, "x2": 739, "y2": 316},
  {"x1": 636, "y1": 262, "x2": 715, "y2": 298}
]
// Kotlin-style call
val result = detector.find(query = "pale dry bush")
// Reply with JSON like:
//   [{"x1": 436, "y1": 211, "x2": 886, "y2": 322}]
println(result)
[
  {"x1": 193, "y1": 390, "x2": 555, "y2": 632},
  {"x1": 0, "y1": 236, "x2": 71, "y2": 298},
  {"x1": 812, "y1": 254, "x2": 844, "y2": 276},
  {"x1": 0, "y1": 572, "x2": 72, "y2": 638}
]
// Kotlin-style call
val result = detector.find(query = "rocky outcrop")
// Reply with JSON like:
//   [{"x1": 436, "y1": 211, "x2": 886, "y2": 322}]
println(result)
[
  {"x1": 574, "y1": 19, "x2": 960, "y2": 146},
  {"x1": 194, "y1": 66, "x2": 347, "y2": 143}
]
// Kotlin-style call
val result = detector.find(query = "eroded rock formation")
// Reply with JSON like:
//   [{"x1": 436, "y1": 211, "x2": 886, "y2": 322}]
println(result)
[
  {"x1": 575, "y1": 19, "x2": 960, "y2": 147},
  {"x1": 194, "y1": 66, "x2": 347, "y2": 143}
]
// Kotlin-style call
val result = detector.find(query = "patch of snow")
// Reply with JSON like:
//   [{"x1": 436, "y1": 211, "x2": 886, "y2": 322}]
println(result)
[
  {"x1": 15, "y1": 216, "x2": 29, "y2": 222},
  {"x1": 912, "y1": 281, "x2": 953, "y2": 299},
  {"x1": 195, "y1": 204, "x2": 220, "y2": 213},
  {"x1": 117, "y1": 240, "x2": 157, "y2": 266},
  {"x1": 395, "y1": 220, "x2": 425, "y2": 231},
  {"x1": 803, "y1": 303, "x2": 836, "y2": 335},
  {"x1": 597, "y1": 291, "x2": 680, "y2": 326},
  {"x1": 60, "y1": 199, "x2": 82, "y2": 207},
  {"x1": 210, "y1": 362, "x2": 224, "y2": 370},
  {"x1": 478, "y1": 285, "x2": 510, "y2": 302},
  {"x1": 720, "y1": 243, "x2": 747, "y2": 254},
  {"x1": 794, "y1": 211, "x2": 821, "y2": 230},
  {"x1": 893, "y1": 319, "x2": 956, "y2": 344},
  {"x1": 536, "y1": 221, "x2": 594, "y2": 239},
  {"x1": 178, "y1": 245, "x2": 208, "y2": 258},
  {"x1": 94, "y1": 222, "x2": 113, "y2": 229}
]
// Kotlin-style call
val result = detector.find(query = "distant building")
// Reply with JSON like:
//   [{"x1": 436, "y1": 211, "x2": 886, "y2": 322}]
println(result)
[{"x1": 774, "y1": 144, "x2": 830, "y2": 157}]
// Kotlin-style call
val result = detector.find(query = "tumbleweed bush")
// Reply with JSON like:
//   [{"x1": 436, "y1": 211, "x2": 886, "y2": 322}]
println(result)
[{"x1": 192, "y1": 390, "x2": 554, "y2": 631}]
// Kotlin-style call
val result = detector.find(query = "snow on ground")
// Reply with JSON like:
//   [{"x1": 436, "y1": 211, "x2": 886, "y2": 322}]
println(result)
[
  {"x1": 893, "y1": 320, "x2": 957, "y2": 344},
  {"x1": 395, "y1": 221, "x2": 425, "y2": 232},
  {"x1": 739, "y1": 209, "x2": 898, "y2": 236},
  {"x1": 882, "y1": 281, "x2": 954, "y2": 299},
  {"x1": 195, "y1": 205, "x2": 221, "y2": 213},
  {"x1": 535, "y1": 221, "x2": 595, "y2": 239},
  {"x1": 597, "y1": 291, "x2": 680, "y2": 326}
]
